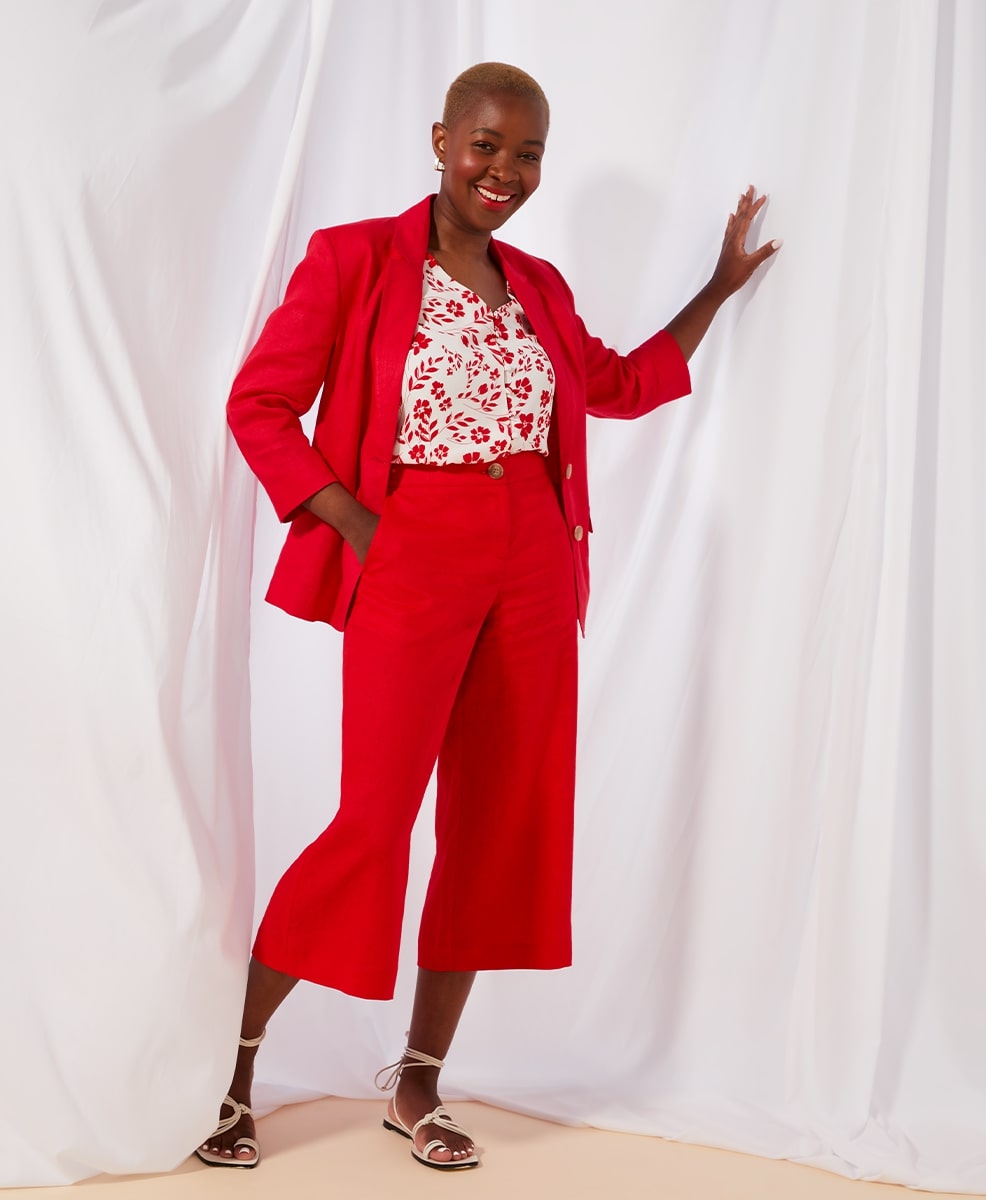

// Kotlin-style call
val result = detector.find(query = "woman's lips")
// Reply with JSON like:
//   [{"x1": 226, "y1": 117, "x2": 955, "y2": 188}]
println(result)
[{"x1": 475, "y1": 185, "x2": 515, "y2": 209}]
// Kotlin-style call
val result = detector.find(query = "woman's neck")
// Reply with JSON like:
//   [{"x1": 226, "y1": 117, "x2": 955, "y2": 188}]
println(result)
[
  {"x1": 427, "y1": 206, "x2": 507, "y2": 309},
  {"x1": 428, "y1": 207, "x2": 493, "y2": 266}
]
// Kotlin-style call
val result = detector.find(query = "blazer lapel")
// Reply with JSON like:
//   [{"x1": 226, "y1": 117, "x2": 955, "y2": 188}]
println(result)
[
  {"x1": 494, "y1": 240, "x2": 576, "y2": 466},
  {"x1": 494, "y1": 240, "x2": 568, "y2": 385},
  {"x1": 361, "y1": 198, "x2": 433, "y2": 482}
]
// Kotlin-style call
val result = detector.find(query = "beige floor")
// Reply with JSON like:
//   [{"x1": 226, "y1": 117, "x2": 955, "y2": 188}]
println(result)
[{"x1": 8, "y1": 1099, "x2": 967, "y2": 1200}]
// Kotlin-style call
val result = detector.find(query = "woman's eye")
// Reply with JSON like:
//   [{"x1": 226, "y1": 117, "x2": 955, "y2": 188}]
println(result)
[
  {"x1": 521, "y1": 153, "x2": 541, "y2": 163},
  {"x1": 473, "y1": 141, "x2": 495, "y2": 152}
]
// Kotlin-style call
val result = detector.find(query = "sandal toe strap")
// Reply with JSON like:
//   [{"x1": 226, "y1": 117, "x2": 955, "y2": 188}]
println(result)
[
  {"x1": 420, "y1": 1137, "x2": 457, "y2": 1160},
  {"x1": 411, "y1": 1105, "x2": 471, "y2": 1141},
  {"x1": 211, "y1": 1096, "x2": 253, "y2": 1138}
]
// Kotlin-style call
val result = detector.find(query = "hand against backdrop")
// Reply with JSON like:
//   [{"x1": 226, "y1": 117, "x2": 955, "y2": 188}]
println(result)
[
  {"x1": 665, "y1": 184, "x2": 780, "y2": 361},
  {"x1": 710, "y1": 185, "x2": 781, "y2": 300}
]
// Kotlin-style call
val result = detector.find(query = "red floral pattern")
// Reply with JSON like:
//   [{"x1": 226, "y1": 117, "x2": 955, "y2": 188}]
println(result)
[{"x1": 393, "y1": 257, "x2": 555, "y2": 464}]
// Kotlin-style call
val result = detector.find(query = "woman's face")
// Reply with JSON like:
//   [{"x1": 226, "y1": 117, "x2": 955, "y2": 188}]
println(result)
[{"x1": 432, "y1": 90, "x2": 548, "y2": 235}]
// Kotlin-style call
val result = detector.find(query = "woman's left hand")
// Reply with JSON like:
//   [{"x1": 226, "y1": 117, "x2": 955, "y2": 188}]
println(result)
[
  {"x1": 665, "y1": 183, "x2": 781, "y2": 361},
  {"x1": 709, "y1": 185, "x2": 781, "y2": 300}
]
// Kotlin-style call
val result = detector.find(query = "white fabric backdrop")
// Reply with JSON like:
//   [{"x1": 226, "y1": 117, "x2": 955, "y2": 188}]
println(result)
[{"x1": 1, "y1": 0, "x2": 983, "y2": 1190}]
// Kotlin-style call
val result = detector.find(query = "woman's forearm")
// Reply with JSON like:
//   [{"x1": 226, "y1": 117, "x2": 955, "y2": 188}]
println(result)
[
  {"x1": 303, "y1": 482, "x2": 379, "y2": 563},
  {"x1": 664, "y1": 280, "x2": 731, "y2": 363}
]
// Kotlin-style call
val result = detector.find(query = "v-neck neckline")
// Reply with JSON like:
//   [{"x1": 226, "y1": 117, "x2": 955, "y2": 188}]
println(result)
[{"x1": 425, "y1": 255, "x2": 514, "y2": 315}]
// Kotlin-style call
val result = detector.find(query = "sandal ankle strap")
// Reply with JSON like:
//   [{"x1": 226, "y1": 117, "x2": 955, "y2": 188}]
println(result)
[
  {"x1": 239, "y1": 1028, "x2": 266, "y2": 1048},
  {"x1": 374, "y1": 1045, "x2": 445, "y2": 1092}
]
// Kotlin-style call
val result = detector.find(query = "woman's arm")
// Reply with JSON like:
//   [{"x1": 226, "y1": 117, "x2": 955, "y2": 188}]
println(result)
[
  {"x1": 665, "y1": 185, "x2": 781, "y2": 362},
  {"x1": 227, "y1": 231, "x2": 343, "y2": 522},
  {"x1": 302, "y1": 483, "x2": 379, "y2": 563},
  {"x1": 580, "y1": 186, "x2": 779, "y2": 421}
]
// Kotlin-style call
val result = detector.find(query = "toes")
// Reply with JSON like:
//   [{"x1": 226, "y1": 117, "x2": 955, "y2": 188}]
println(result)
[
  {"x1": 423, "y1": 1142, "x2": 452, "y2": 1163},
  {"x1": 425, "y1": 1141, "x2": 472, "y2": 1163}
]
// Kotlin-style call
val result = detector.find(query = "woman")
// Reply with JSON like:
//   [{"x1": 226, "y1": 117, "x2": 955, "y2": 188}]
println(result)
[{"x1": 200, "y1": 61, "x2": 779, "y2": 1172}]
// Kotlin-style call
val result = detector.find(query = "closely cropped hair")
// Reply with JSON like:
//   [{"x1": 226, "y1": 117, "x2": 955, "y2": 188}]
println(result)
[{"x1": 442, "y1": 62, "x2": 550, "y2": 128}]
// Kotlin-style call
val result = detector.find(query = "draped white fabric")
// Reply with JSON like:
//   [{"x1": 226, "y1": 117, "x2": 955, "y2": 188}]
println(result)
[{"x1": 1, "y1": 0, "x2": 983, "y2": 1190}]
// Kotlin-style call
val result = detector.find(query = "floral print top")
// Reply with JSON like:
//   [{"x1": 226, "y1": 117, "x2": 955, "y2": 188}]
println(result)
[{"x1": 393, "y1": 256, "x2": 555, "y2": 464}]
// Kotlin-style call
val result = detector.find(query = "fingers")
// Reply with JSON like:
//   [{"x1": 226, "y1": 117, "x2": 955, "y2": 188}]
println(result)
[
  {"x1": 723, "y1": 187, "x2": 763, "y2": 245},
  {"x1": 752, "y1": 239, "x2": 780, "y2": 266},
  {"x1": 729, "y1": 186, "x2": 780, "y2": 252},
  {"x1": 722, "y1": 210, "x2": 736, "y2": 246},
  {"x1": 713, "y1": 184, "x2": 781, "y2": 293},
  {"x1": 734, "y1": 185, "x2": 766, "y2": 221},
  {"x1": 731, "y1": 186, "x2": 752, "y2": 218}
]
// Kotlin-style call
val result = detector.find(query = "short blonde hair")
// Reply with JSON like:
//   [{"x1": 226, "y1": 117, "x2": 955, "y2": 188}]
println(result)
[{"x1": 442, "y1": 62, "x2": 550, "y2": 128}]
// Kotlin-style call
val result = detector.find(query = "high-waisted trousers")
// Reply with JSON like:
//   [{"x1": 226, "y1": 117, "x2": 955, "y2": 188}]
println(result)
[{"x1": 252, "y1": 451, "x2": 579, "y2": 1000}]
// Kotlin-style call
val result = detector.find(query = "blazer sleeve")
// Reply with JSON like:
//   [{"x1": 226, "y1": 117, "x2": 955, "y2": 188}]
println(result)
[
  {"x1": 581, "y1": 318, "x2": 692, "y2": 420},
  {"x1": 227, "y1": 231, "x2": 343, "y2": 522}
]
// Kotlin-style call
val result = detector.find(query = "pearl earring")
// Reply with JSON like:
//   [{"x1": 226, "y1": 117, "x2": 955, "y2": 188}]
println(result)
[{"x1": 434, "y1": 157, "x2": 445, "y2": 172}]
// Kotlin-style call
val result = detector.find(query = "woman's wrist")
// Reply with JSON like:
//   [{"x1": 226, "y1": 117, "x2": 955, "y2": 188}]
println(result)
[{"x1": 303, "y1": 483, "x2": 373, "y2": 542}]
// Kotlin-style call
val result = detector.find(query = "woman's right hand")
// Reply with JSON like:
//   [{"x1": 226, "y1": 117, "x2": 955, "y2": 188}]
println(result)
[
  {"x1": 302, "y1": 483, "x2": 380, "y2": 563},
  {"x1": 347, "y1": 505, "x2": 381, "y2": 564}
]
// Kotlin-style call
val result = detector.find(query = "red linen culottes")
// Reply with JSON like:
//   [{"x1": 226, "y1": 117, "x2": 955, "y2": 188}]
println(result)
[{"x1": 252, "y1": 452, "x2": 579, "y2": 1000}]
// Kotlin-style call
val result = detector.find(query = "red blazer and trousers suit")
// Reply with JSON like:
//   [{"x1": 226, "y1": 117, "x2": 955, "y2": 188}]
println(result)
[{"x1": 228, "y1": 196, "x2": 691, "y2": 1000}]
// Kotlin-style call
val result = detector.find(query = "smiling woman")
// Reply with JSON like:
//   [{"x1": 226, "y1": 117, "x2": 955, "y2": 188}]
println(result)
[
  {"x1": 430, "y1": 69, "x2": 550, "y2": 307},
  {"x1": 211, "y1": 60, "x2": 778, "y2": 1177}
]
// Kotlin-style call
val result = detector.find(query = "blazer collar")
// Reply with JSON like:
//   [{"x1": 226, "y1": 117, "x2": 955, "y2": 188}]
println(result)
[
  {"x1": 386, "y1": 196, "x2": 568, "y2": 403},
  {"x1": 493, "y1": 239, "x2": 565, "y2": 377},
  {"x1": 390, "y1": 197, "x2": 538, "y2": 299},
  {"x1": 391, "y1": 194, "x2": 435, "y2": 263},
  {"x1": 387, "y1": 198, "x2": 559, "y2": 373}
]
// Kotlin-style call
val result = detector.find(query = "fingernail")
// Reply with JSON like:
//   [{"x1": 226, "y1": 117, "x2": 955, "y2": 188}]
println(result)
[{"x1": 772, "y1": 238, "x2": 784, "y2": 250}]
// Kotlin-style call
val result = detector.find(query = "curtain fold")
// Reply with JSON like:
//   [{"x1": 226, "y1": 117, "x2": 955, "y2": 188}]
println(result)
[{"x1": 0, "y1": 0, "x2": 330, "y2": 1184}]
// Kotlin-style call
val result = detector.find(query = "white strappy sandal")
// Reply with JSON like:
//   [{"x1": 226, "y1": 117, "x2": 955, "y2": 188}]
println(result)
[
  {"x1": 375, "y1": 1046, "x2": 479, "y2": 1170},
  {"x1": 194, "y1": 1029, "x2": 266, "y2": 1169}
]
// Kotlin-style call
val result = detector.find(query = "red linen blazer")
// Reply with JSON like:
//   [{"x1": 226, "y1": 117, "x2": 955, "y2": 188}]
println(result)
[{"x1": 227, "y1": 195, "x2": 691, "y2": 631}]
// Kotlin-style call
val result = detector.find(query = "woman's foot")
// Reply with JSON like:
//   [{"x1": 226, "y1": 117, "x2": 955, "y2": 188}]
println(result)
[
  {"x1": 392, "y1": 1061, "x2": 476, "y2": 1166},
  {"x1": 197, "y1": 1095, "x2": 258, "y2": 1165},
  {"x1": 196, "y1": 1033, "x2": 263, "y2": 1166},
  {"x1": 380, "y1": 969, "x2": 478, "y2": 1167}
]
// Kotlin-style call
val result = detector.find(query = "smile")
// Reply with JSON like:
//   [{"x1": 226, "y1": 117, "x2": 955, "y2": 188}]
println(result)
[{"x1": 476, "y1": 186, "x2": 514, "y2": 206}]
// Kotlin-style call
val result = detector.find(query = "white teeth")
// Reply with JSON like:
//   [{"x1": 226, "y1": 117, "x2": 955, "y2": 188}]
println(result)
[{"x1": 477, "y1": 187, "x2": 511, "y2": 202}]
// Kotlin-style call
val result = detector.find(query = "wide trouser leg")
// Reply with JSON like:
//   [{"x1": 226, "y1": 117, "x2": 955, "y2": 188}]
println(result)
[
  {"x1": 253, "y1": 455, "x2": 578, "y2": 998},
  {"x1": 418, "y1": 463, "x2": 578, "y2": 971}
]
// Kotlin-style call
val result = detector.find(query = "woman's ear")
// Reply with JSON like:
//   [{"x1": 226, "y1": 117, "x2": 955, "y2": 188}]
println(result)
[{"x1": 432, "y1": 122, "x2": 447, "y2": 160}]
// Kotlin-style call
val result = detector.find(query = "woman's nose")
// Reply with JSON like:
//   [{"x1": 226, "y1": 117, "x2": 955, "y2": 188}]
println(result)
[{"x1": 488, "y1": 152, "x2": 517, "y2": 182}]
